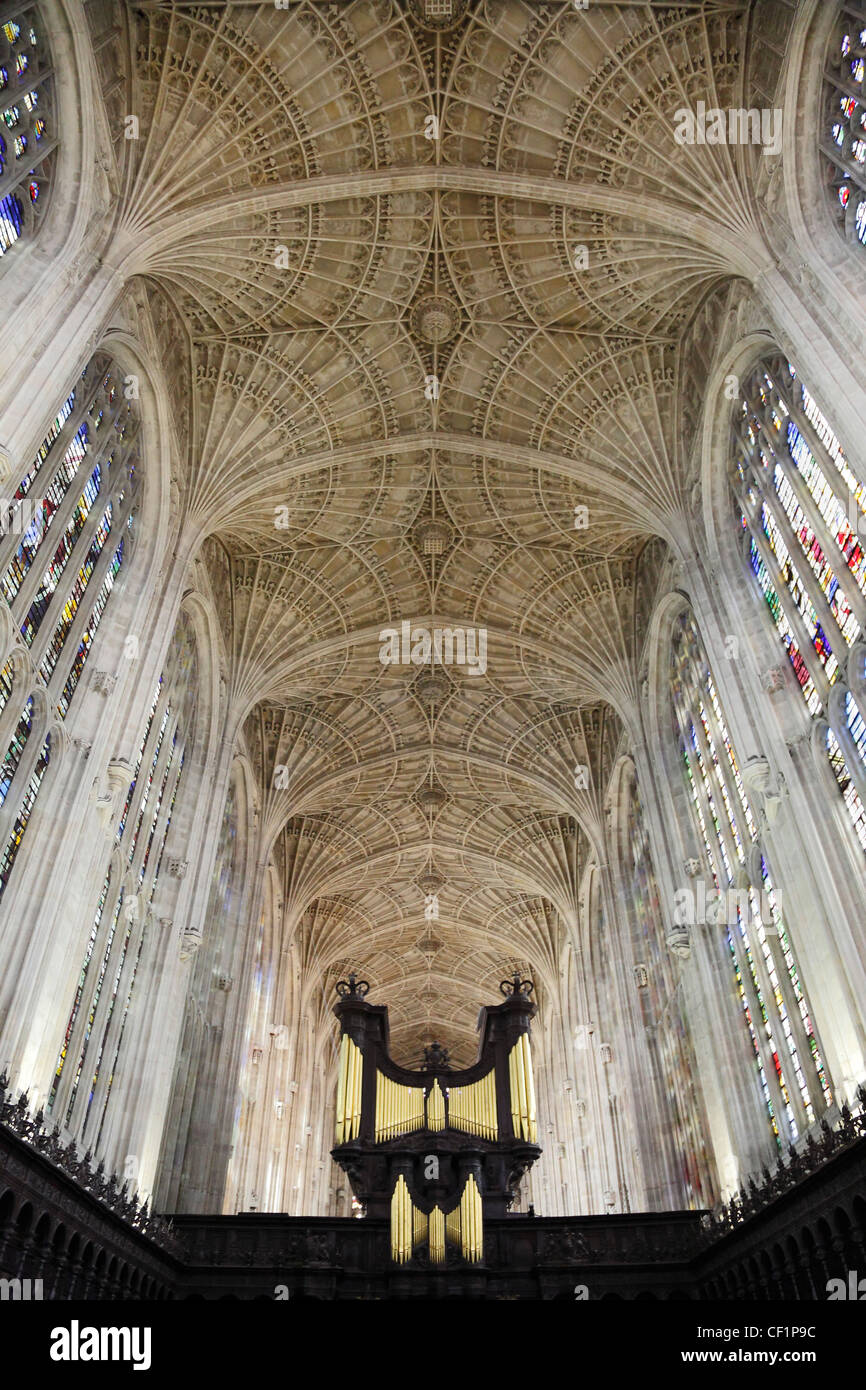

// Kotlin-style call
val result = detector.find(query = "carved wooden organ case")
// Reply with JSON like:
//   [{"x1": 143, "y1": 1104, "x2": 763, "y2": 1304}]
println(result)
[{"x1": 331, "y1": 973, "x2": 541, "y2": 1266}]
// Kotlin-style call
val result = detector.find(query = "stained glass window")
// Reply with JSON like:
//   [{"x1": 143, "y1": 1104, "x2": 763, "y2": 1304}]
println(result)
[
  {"x1": 625, "y1": 771, "x2": 716, "y2": 1208},
  {"x1": 49, "y1": 618, "x2": 199, "y2": 1145},
  {"x1": 0, "y1": 357, "x2": 141, "y2": 907},
  {"x1": 0, "y1": 4, "x2": 55, "y2": 258},
  {"x1": 822, "y1": 1, "x2": 866, "y2": 248},
  {"x1": 732, "y1": 356, "x2": 866, "y2": 855},
  {"x1": 671, "y1": 612, "x2": 831, "y2": 1149},
  {"x1": 0, "y1": 732, "x2": 50, "y2": 897}
]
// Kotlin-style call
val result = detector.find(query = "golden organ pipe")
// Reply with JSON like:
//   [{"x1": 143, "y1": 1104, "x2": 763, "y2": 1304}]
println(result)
[
  {"x1": 347, "y1": 1044, "x2": 356, "y2": 1140},
  {"x1": 352, "y1": 1042, "x2": 360, "y2": 1139},
  {"x1": 390, "y1": 1179, "x2": 399, "y2": 1262},
  {"x1": 472, "y1": 1179, "x2": 479, "y2": 1261},
  {"x1": 521, "y1": 1033, "x2": 537, "y2": 1142},
  {"x1": 508, "y1": 1047, "x2": 520, "y2": 1137},
  {"x1": 518, "y1": 1037, "x2": 529, "y2": 1140},
  {"x1": 335, "y1": 1035, "x2": 346, "y2": 1144}
]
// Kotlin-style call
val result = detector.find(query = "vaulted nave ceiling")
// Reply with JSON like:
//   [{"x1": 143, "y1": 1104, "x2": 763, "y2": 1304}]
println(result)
[{"x1": 120, "y1": 0, "x2": 777, "y2": 1062}]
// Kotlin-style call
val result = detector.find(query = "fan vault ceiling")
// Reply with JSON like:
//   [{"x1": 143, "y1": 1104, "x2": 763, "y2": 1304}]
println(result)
[{"x1": 120, "y1": 0, "x2": 760, "y2": 1063}]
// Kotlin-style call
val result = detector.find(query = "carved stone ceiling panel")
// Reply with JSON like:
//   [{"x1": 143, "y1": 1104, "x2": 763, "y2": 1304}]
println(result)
[{"x1": 128, "y1": 0, "x2": 747, "y2": 1054}]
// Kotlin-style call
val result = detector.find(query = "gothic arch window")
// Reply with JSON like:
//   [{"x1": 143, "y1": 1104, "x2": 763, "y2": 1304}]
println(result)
[
  {"x1": 670, "y1": 610, "x2": 832, "y2": 1149},
  {"x1": 47, "y1": 612, "x2": 198, "y2": 1145},
  {"x1": 0, "y1": 4, "x2": 56, "y2": 258},
  {"x1": 621, "y1": 767, "x2": 715, "y2": 1208},
  {"x1": 731, "y1": 354, "x2": 866, "y2": 855},
  {"x1": 0, "y1": 354, "x2": 140, "y2": 904},
  {"x1": 822, "y1": 1, "x2": 866, "y2": 248}
]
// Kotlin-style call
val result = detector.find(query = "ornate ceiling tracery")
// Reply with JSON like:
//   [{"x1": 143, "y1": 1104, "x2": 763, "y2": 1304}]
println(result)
[{"x1": 125, "y1": 0, "x2": 757, "y2": 1060}]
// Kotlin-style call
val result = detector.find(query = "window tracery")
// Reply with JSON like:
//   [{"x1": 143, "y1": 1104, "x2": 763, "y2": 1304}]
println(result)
[
  {"x1": 731, "y1": 355, "x2": 866, "y2": 855},
  {"x1": 624, "y1": 770, "x2": 715, "y2": 1207},
  {"x1": 671, "y1": 611, "x2": 831, "y2": 1148},
  {"x1": 0, "y1": 355, "x2": 140, "y2": 904},
  {"x1": 48, "y1": 613, "x2": 198, "y2": 1145},
  {"x1": 0, "y1": 4, "x2": 55, "y2": 258}
]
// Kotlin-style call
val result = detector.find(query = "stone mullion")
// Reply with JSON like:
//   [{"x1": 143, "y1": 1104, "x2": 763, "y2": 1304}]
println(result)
[
  {"x1": 0, "y1": 663, "x2": 37, "y2": 759},
  {"x1": 747, "y1": 849, "x2": 827, "y2": 1127},
  {"x1": 226, "y1": 858, "x2": 275, "y2": 1214},
  {"x1": 0, "y1": 402, "x2": 91, "y2": 580},
  {"x1": 655, "y1": 986, "x2": 713, "y2": 1204},
  {"x1": 53, "y1": 872, "x2": 125, "y2": 1134},
  {"x1": 716, "y1": 896, "x2": 792, "y2": 1148},
  {"x1": 697, "y1": 678, "x2": 817, "y2": 1132},
  {"x1": 47, "y1": 690, "x2": 173, "y2": 1126},
  {"x1": 756, "y1": 410, "x2": 866, "y2": 637},
  {"x1": 633, "y1": 721, "x2": 769, "y2": 1190},
  {"x1": 683, "y1": 916, "x2": 774, "y2": 1188},
  {"x1": 90, "y1": 907, "x2": 178, "y2": 1176},
  {"x1": 690, "y1": 701, "x2": 749, "y2": 882},
  {"x1": 74, "y1": 895, "x2": 150, "y2": 1151},
  {"x1": 673, "y1": 700, "x2": 786, "y2": 1165},
  {"x1": 0, "y1": 697, "x2": 50, "y2": 849},
  {"x1": 126, "y1": 707, "x2": 181, "y2": 895},
  {"x1": 741, "y1": 517, "x2": 833, "y2": 706},
  {"x1": 787, "y1": 390, "x2": 866, "y2": 516},
  {"x1": 0, "y1": 714, "x2": 56, "y2": 1056},
  {"x1": 581, "y1": 878, "x2": 621, "y2": 1211},
  {"x1": 553, "y1": 1006, "x2": 580, "y2": 1212},
  {"x1": 7, "y1": 446, "x2": 111, "y2": 626},
  {"x1": 696, "y1": 489, "x2": 866, "y2": 1117},
  {"x1": 682, "y1": 705, "x2": 740, "y2": 888},
  {"x1": 828, "y1": 688, "x2": 866, "y2": 809},
  {"x1": 82, "y1": 895, "x2": 166, "y2": 1157},
  {"x1": 23, "y1": 481, "x2": 118, "y2": 674},
  {"x1": 761, "y1": 920, "x2": 824, "y2": 1129},
  {"x1": 737, "y1": 900, "x2": 808, "y2": 1143},
  {"x1": 66, "y1": 709, "x2": 179, "y2": 1135},
  {"x1": 600, "y1": 842, "x2": 674, "y2": 1211},
  {"x1": 747, "y1": 462, "x2": 853, "y2": 664},
  {"x1": 685, "y1": 709, "x2": 793, "y2": 1141},
  {"x1": 33, "y1": 486, "x2": 133, "y2": 700},
  {"x1": 139, "y1": 746, "x2": 183, "y2": 916},
  {"x1": 50, "y1": 867, "x2": 124, "y2": 1129},
  {"x1": 193, "y1": 816, "x2": 267, "y2": 1214},
  {"x1": 121, "y1": 685, "x2": 176, "y2": 880}
]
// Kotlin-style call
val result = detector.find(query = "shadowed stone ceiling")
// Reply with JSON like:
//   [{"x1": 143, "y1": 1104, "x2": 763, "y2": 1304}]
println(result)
[{"x1": 123, "y1": 0, "x2": 757, "y2": 1063}]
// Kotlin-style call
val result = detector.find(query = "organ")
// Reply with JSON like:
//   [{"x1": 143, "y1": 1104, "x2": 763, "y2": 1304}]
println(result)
[{"x1": 331, "y1": 972, "x2": 541, "y2": 1266}]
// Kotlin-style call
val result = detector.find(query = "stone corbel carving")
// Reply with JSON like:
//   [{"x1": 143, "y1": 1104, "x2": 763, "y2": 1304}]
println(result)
[
  {"x1": 90, "y1": 760, "x2": 129, "y2": 832},
  {"x1": 667, "y1": 927, "x2": 691, "y2": 961},
  {"x1": 786, "y1": 732, "x2": 810, "y2": 758},
  {"x1": 168, "y1": 858, "x2": 188, "y2": 879},
  {"x1": 742, "y1": 756, "x2": 786, "y2": 828},
  {"x1": 761, "y1": 664, "x2": 787, "y2": 696},
  {"x1": 683, "y1": 857, "x2": 701, "y2": 878},
  {"x1": 123, "y1": 892, "x2": 141, "y2": 925},
  {"x1": 179, "y1": 924, "x2": 202, "y2": 962},
  {"x1": 91, "y1": 669, "x2": 117, "y2": 698}
]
